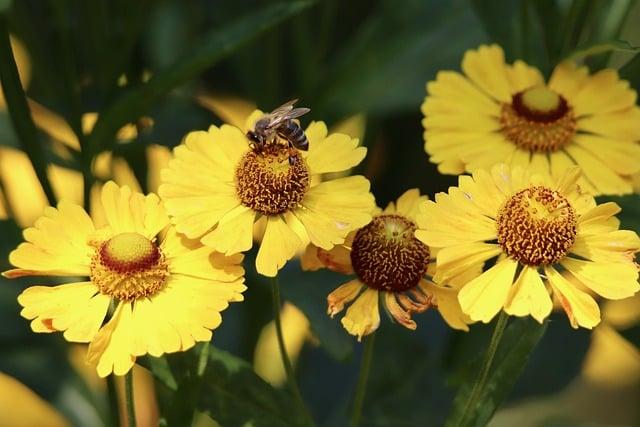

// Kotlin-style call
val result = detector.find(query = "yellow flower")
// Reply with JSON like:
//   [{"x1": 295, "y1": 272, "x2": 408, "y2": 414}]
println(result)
[
  {"x1": 159, "y1": 110, "x2": 375, "y2": 277},
  {"x1": 422, "y1": 44, "x2": 640, "y2": 195},
  {"x1": 415, "y1": 164, "x2": 640, "y2": 329},
  {"x1": 2, "y1": 182, "x2": 246, "y2": 377},
  {"x1": 309, "y1": 189, "x2": 469, "y2": 341}
]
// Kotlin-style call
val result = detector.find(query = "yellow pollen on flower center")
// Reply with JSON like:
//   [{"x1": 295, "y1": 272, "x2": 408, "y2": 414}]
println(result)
[
  {"x1": 497, "y1": 187, "x2": 577, "y2": 266},
  {"x1": 90, "y1": 232, "x2": 169, "y2": 301},
  {"x1": 235, "y1": 144, "x2": 309, "y2": 215},
  {"x1": 500, "y1": 86, "x2": 576, "y2": 152},
  {"x1": 350, "y1": 214, "x2": 430, "y2": 292}
]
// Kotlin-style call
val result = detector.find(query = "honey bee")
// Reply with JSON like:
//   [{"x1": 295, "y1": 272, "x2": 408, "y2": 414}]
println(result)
[{"x1": 246, "y1": 99, "x2": 310, "y2": 164}]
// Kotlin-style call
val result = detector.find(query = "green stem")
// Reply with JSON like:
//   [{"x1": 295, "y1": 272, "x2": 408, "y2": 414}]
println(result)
[
  {"x1": 0, "y1": 14, "x2": 56, "y2": 206},
  {"x1": 270, "y1": 275, "x2": 314, "y2": 426},
  {"x1": 349, "y1": 331, "x2": 376, "y2": 427},
  {"x1": 456, "y1": 311, "x2": 509, "y2": 427},
  {"x1": 124, "y1": 370, "x2": 137, "y2": 427}
]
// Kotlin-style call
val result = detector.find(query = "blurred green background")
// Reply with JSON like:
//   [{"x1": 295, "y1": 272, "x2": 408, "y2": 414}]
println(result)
[{"x1": 1, "y1": 0, "x2": 640, "y2": 426}]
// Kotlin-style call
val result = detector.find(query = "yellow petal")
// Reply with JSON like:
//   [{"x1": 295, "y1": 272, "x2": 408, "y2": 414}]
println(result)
[
  {"x1": 425, "y1": 70, "x2": 500, "y2": 114},
  {"x1": 571, "y1": 230, "x2": 640, "y2": 263},
  {"x1": 564, "y1": 145, "x2": 632, "y2": 195},
  {"x1": 200, "y1": 205, "x2": 255, "y2": 255},
  {"x1": 561, "y1": 257, "x2": 639, "y2": 300},
  {"x1": 578, "y1": 202, "x2": 621, "y2": 234},
  {"x1": 572, "y1": 134, "x2": 640, "y2": 175},
  {"x1": 0, "y1": 372, "x2": 70, "y2": 427},
  {"x1": 0, "y1": 147, "x2": 49, "y2": 227},
  {"x1": 458, "y1": 258, "x2": 518, "y2": 323},
  {"x1": 295, "y1": 176, "x2": 374, "y2": 249},
  {"x1": 434, "y1": 242, "x2": 502, "y2": 282},
  {"x1": 300, "y1": 244, "x2": 324, "y2": 271},
  {"x1": 461, "y1": 44, "x2": 512, "y2": 103},
  {"x1": 330, "y1": 114, "x2": 366, "y2": 140},
  {"x1": 545, "y1": 265, "x2": 600, "y2": 329},
  {"x1": 317, "y1": 245, "x2": 354, "y2": 275},
  {"x1": 162, "y1": 228, "x2": 245, "y2": 281},
  {"x1": 570, "y1": 69, "x2": 636, "y2": 117},
  {"x1": 419, "y1": 280, "x2": 470, "y2": 331},
  {"x1": 195, "y1": 93, "x2": 256, "y2": 130},
  {"x1": 101, "y1": 181, "x2": 169, "y2": 237},
  {"x1": 5, "y1": 202, "x2": 94, "y2": 278},
  {"x1": 461, "y1": 135, "x2": 517, "y2": 172},
  {"x1": 28, "y1": 99, "x2": 80, "y2": 151},
  {"x1": 304, "y1": 121, "x2": 329, "y2": 147},
  {"x1": 256, "y1": 216, "x2": 302, "y2": 277},
  {"x1": 253, "y1": 303, "x2": 311, "y2": 386},
  {"x1": 87, "y1": 302, "x2": 138, "y2": 377},
  {"x1": 423, "y1": 112, "x2": 500, "y2": 132},
  {"x1": 505, "y1": 60, "x2": 544, "y2": 93},
  {"x1": 394, "y1": 189, "x2": 428, "y2": 220},
  {"x1": 549, "y1": 61, "x2": 589, "y2": 101},
  {"x1": 415, "y1": 197, "x2": 497, "y2": 247},
  {"x1": 384, "y1": 292, "x2": 416, "y2": 330},
  {"x1": 577, "y1": 106, "x2": 640, "y2": 140},
  {"x1": 146, "y1": 144, "x2": 172, "y2": 192},
  {"x1": 305, "y1": 132, "x2": 367, "y2": 174},
  {"x1": 504, "y1": 266, "x2": 552, "y2": 323},
  {"x1": 327, "y1": 279, "x2": 364, "y2": 317},
  {"x1": 18, "y1": 282, "x2": 110, "y2": 342},
  {"x1": 341, "y1": 288, "x2": 380, "y2": 341}
]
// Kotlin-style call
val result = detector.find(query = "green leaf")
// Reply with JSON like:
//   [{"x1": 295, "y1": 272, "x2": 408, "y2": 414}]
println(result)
[
  {"x1": 154, "y1": 346, "x2": 304, "y2": 427},
  {"x1": 89, "y1": 0, "x2": 313, "y2": 152},
  {"x1": 596, "y1": 194, "x2": 640, "y2": 233},
  {"x1": 0, "y1": 0, "x2": 10, "y2": 13},
  {"x1": 315, "y1": 0, "x2": 486, "y2": 116},
  {"x1": 444, "y1": 318, "x2": 547, "y2": 427},
  {"x1": 0, "y1": 15, "x2": 56, "y2": 205},
  {"x1": 471, "y1": 0, "x2": 550, "y2": 69},
  {"x1": 619, "y1": 52, "x2": 640, "y2": 90},
  {"x1": 563, "y1": 39, "x2": 640, "y2": 61}
]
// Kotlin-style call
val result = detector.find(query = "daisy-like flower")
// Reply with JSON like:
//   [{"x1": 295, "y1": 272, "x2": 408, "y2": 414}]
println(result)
[
  {"x1": 159, "y1": 111, "x2": 376, "y2": 277},
  {"x1": 3, "y1": 182, "x2": 246, "y2": 377},
  {"x1": 422, "y1": 44, "x2": 640, "y2": 195},
  {"x1": 307, "y1": 189, "x2": 469, "y2": 341},
  {"x1": 415, "y1": 164, "x2": 640, "y2": 329}
]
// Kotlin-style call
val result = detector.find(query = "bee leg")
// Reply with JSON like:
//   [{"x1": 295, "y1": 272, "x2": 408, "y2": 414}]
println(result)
[{"x1": 287, "y1": 146, "x2": 299, "y2": 166}]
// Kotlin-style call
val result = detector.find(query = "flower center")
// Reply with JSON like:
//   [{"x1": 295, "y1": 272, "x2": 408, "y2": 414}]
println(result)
[
  {"x1": 497, "y1": 187, "x2": 577, "y2": 266},
  {"x1": 235, "y1": 144, "x2": 309, "y2": 215},
  {"x1": 500, "y1": 86, "x2": 576, "y2": 152},
  {"x1": 90, "y1": 232, "x2": 169, "y2": 301},
  {"x1": 350, "y1": 214, "x2": 430, "y2": 292}
]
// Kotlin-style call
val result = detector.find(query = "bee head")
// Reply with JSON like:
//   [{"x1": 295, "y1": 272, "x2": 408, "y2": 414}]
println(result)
[{"x1": 246, "y1": 130, "x2": 262, "y2": 144}]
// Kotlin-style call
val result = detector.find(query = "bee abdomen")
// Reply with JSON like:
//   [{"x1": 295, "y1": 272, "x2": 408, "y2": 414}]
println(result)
[{"x1": 278, "y1": 121, "x2": 309, "y2": 151}]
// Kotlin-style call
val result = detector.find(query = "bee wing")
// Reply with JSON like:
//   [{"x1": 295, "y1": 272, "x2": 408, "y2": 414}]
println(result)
[
  {"x1": 269, "y1": 99, "x2": 299, "y2": 116},
  {"x1": 263, "y1": 101, "x2": 310, "y2": 130}
]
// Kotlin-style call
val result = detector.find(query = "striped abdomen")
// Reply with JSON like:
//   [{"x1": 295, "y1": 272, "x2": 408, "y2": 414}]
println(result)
[{"x1": 277, "y1": 120, "x2": 309, "y2": 151}]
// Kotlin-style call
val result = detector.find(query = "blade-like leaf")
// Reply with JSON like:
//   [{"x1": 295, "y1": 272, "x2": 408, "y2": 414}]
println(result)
[
  {"x1": 444, "y1": 318, "x2": 547, "y2": 427},
  {"x1": 563, "y1": 39, "x2": 640, "y2": 61},
  {"x1": 0, "y1": 14, "x2": 56, "y2": 205},
  {"x1": 89, "y1": 0, "x2": 313, "y2": 152}
]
